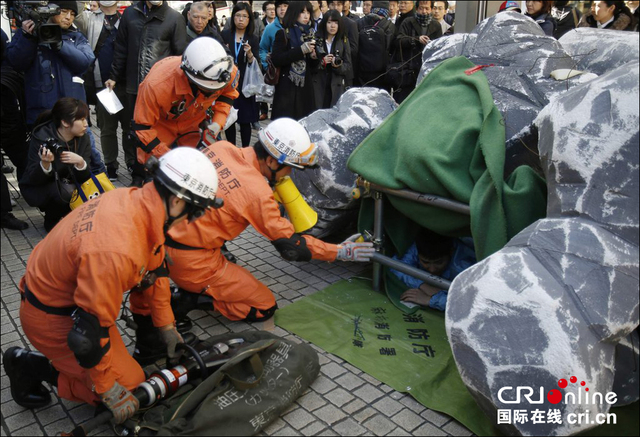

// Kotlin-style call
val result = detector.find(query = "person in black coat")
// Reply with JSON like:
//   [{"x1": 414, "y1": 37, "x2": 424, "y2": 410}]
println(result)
[
  {"x1": 390, "y1": 1, "x2": 442, "y2": 103},
  {"x1": 19, "y1": 98, "x2": 93, "y2": 232},
  {"x1": 222, "y1": 2, "x2": 261, "y2": 147},
  {"x1": 106, "y1": 1, "x2": 187, "y2": 187},
  {"x1": 311, "y1": 10, "x2": 352, "y2": 110},
  {"x1": 525, "y1": 0, "x2": 557, "y2": 36},
  {"x1": 271, "y1": 1, "x2": 320, "y2": 120}
]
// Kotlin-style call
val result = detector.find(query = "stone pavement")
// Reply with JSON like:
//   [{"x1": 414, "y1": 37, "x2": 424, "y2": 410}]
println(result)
[{"x1": 1, "y1": 118, "x2": 473, "y2": 436}]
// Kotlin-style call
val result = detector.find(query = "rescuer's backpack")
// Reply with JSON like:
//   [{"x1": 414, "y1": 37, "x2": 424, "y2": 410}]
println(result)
[{"x1": 130, "y1": 331, "x2": 320, "y2": 436}]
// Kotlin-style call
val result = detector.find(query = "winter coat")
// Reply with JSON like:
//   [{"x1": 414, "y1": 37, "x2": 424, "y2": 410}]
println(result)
[
  {"x1": 551, "y1": 5, "x2": 582, "y2": 38},
  {"x1": 109, "y1": 1, "x2": 187, "y2": 95},
  {"x1": 311, "y1": 34, "x2": 352, "y2": 109},
  {"x1": 221, "y1": 29, "x2": 260, "y2": 124},
  {"x1": 525, "y1": 12, "x2": 557, "y2": 36},
  {"x1": 393, "y1": 16, "x2": 442, "y2": 73},
  {"x1": 259, "y1": 18, "x2": 283, "y2": 69},
  {"x1": 6, "y1": 28, "x2": 94, "y2": 125},
  {"x1": 19, "y1": 121, "x2": 92, "y2": 208},
  {"x1": 578, "y1": 10, "x2": 635, "y2": 31},
  {"x1": 75, "y1": 9, "x2": 121, "y2": 89},
  {"x1": 270, "y1": 28, "x2": 319, "y2": 120}
]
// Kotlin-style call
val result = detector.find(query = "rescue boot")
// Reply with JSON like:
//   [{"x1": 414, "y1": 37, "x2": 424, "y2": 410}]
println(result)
[
  {"x1": 3, "y1": 347, "x2": 58, "y2": 409},
  {"x1": 170, "y1": 287, "x2": 214, "y2": 335},
  {"x1": 132, "y1": 314, "x2": 197, "y2": 366}
]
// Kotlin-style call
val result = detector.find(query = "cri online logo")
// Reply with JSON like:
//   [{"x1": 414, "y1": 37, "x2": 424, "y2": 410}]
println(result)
[{"x1": 498, "y1": 376, "x2": 618, "y2": 405}]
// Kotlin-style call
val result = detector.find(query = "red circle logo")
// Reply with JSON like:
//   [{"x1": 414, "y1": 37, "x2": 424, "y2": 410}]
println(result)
[{"x1": 547, "y1": 389, "x2": 563, "y2": 404}]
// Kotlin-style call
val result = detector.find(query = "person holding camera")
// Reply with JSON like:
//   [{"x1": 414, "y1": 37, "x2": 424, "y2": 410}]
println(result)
[
  {"x1": 311, "y1": 9, "x2": 352, "y2": 110},
  {"x1": 222, "y1": 2, "x2": 260, "y2": 147},
  {"x1": 5, "y1": 1, "x2": 106, "y2": 177},
  {"x1": 18, "y1": 98, "x2": 92, "y2": 232},
  {"x1": 271, "y1": 1, "x2": 320, "y2": 120}
]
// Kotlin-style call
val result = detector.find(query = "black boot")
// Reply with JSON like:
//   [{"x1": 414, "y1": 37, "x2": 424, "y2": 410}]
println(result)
[
  {"x1": 132, "y1": 313, "x2": 197, "y2": 365},
  {"x1": 3, "y1": 347, "x2": 57, "y2": 408},
  {"x1": 170, "y1": 288, "x2": 214, "y2": 334}
]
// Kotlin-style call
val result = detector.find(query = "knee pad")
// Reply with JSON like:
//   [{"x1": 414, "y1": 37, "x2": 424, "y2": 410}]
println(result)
[
  {"x1": 272, "y1": 234, "x2": 312, "y2": 262},
  {"x1": 67, "y1": 309, "x2": 111, "y2": 369}
]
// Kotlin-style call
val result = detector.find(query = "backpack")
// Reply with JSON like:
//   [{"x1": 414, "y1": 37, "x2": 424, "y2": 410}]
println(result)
[
  {"x1": 358, "y1": 16, "x2": 392, "y2": 73},
  {"x1": 120, "y1": 331, "x2": 319, "y2": 436}
]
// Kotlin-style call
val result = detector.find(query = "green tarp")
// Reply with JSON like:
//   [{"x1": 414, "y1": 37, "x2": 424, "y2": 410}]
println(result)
[
  {"x1": 275, "y1": 277, "x2": 500, "y2": 436},
  {"x1": 275, "y1": 278, "x2": 640, "y2": 436},
  {"x1": 347, "y1": 56, "x2": 547, "y2": 262}
]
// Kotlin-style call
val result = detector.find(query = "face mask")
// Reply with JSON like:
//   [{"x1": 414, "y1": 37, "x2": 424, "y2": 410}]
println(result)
[
  {"x1": 149, "y1": 1, "x2": 163, "y2": 5},
  {"x1": 99, "y1": 1, "x2": 117, "y2": 6}
]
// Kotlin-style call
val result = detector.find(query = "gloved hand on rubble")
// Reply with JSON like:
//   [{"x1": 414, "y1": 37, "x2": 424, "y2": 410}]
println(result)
[{"x1": 336, "y1": 233, "x2": 375, "y2": 262}]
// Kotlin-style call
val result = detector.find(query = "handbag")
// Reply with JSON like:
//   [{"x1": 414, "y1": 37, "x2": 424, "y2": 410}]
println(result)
[
  {"x1": 70, "y1": 172, "x2": 116, "y2": 210},
  {"x1": 264, "y1": 53, "x2": 280, "y2": 86},
  {"x1": 264, "y1": 29, "x2": 288, "y2": 86},
  {"x1": 54, "y1": 171, "x2": 77, "y2": 204}
]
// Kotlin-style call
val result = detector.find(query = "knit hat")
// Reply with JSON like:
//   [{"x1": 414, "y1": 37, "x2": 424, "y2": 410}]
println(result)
[
  {"x1": 48, "y1": 1, "x2": 79, "y2": 16},
  {"x1": 372, "y1": 1, "x2": 390, "y2": 17},
  {"x1": 498, "y1": 1, "x2": 521, "y2": 13}
]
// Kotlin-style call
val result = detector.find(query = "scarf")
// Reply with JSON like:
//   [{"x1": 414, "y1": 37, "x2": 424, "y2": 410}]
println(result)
[
  {"x1": 288, "y1": 22, "x2": 311, "y2": 87},
  {"x1": 416, "y1": 13, "x2": 432, "y2": 27},
  {"x1": 372, "y1": 7, "x2": 390, "y2": 19}
]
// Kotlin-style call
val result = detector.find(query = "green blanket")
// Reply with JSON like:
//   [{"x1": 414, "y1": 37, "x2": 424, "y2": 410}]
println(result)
[
  {"x1": 276, "y1": 277, "x2": 500, "y2": 436},
  {"x1": 347, "y1": 56, "x2": 547, "y2": 261}
]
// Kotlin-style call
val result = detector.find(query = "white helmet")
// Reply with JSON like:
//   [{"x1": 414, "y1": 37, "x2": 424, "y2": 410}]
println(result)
[
  {"x1": 258, "y1": 118, "x2": 319, "y2": 170},
  {"x1": 181, "y1": 37, "x2": 234, "y2": 91},
  {"x1": 154, "y1": 147, "x2": 219, "y2": 211}
]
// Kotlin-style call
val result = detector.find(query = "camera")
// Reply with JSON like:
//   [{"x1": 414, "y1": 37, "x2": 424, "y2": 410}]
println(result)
[
  {"x1": 333, "y1": 50, "x2": 343, "y2": 67},
  {"x1": 43, "y1": 138, "x2": 64, "y2": 157},
  {"x1": 303, "y1": 30, "x2": 326, "y2": 58},
  {"x1": 7, "y1": 1, "x2": 63, "y2": 45}
]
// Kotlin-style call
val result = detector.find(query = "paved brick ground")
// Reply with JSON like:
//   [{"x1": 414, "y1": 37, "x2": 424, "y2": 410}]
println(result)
[{"x1": 1, "y1": 117, "x2": 472, "y2": 436}]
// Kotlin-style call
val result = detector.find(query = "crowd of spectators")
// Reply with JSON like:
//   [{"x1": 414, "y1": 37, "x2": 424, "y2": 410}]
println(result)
[{"x1": 1, "y1": 0, "x2": 638, "y2": 232}]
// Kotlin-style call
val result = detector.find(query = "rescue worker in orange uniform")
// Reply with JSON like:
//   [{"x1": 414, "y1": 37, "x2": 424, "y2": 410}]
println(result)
[
  {"x1": 130, "y1": 36, "x2": 239, "y2": 184},
  {"x1": 2, "y1": 148, "x2": 222, "y2": 425},
  {"x1": 166, "y1": 118, "x2": 375, "y2": 324}
]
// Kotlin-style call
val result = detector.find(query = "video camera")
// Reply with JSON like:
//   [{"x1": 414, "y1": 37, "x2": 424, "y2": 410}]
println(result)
[{"x1": 7, "y1": 1, "x2": 62, "y2": 45}]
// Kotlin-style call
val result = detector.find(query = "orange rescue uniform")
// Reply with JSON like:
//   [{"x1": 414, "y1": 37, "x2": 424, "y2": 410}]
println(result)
[
  {"x1": 164, "y1": 141, "x2": 338, "y2": 320},
  {"x1": 19, "y1": 184, "x2": 174, "y2": 404},
  {"x1": 133, "y1": 56, "x2": 239, "y2": 164}
]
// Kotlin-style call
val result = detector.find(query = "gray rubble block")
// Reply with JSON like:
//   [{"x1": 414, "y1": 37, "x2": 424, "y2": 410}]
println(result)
[
  {"x1": 559, "y1": 28, "x2": 640, "y2": 76},
  {"x1": 445, "y1": 63, "x2": 639, "y2": 435},
  {"x1": 294, "y1": 88, "x2": 397, "y2": 238}
]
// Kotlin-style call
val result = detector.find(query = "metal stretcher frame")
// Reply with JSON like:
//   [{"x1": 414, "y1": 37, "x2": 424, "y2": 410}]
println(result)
[{"x1": 354, "y1": 178, "x2": 471, "y2": 292}]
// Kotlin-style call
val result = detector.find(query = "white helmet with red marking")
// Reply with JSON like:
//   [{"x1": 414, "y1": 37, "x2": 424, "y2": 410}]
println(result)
[{"x1": 258, "y1": 118, "x2": 319, "y2": 170}]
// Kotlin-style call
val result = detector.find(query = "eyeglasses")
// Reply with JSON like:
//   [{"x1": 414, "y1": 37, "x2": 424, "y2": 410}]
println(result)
[
  {"x1": 235, "y1": 14, "x2": 250, "y2": 19},
  {"x1": 432, "y1": 6, "x2": 446, "y2": 11}
]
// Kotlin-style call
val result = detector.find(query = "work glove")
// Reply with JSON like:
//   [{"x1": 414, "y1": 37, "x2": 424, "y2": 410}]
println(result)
[
  {"x1": 336, "y1": 233, "x2": 375, "y2": 262},
  {"x1": 99, "y1": 381, "x2": 139, "y2": 424},
  {"x1": 301, "y1": 41, "x2": 315, "y2": 55},
  {"x1": 207, "y1": 122, "x2": 221, "y2": 137},
  {"x1": 159, "y1": 324, "x2": 184, "y2": 361}
]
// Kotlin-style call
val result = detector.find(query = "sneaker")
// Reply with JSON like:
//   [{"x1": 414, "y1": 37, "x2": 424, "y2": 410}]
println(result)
[
  {"x1": 1, "y1": 213, "x2": 28, "y2": 230},
  {"x1": 106, "y1": 165, "x2": 118, "y2": 181}
]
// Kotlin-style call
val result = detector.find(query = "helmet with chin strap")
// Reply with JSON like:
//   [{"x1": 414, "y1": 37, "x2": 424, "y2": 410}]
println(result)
[
  {"x1": 258, "y1": 118, "x2": 319, "y2": 170},
  {"x1": 149, "y1": 147, "x2": 223, "y2": 225},
  {"x1": 181, "y1": 37, "x2": 234, "y2": 91}
]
